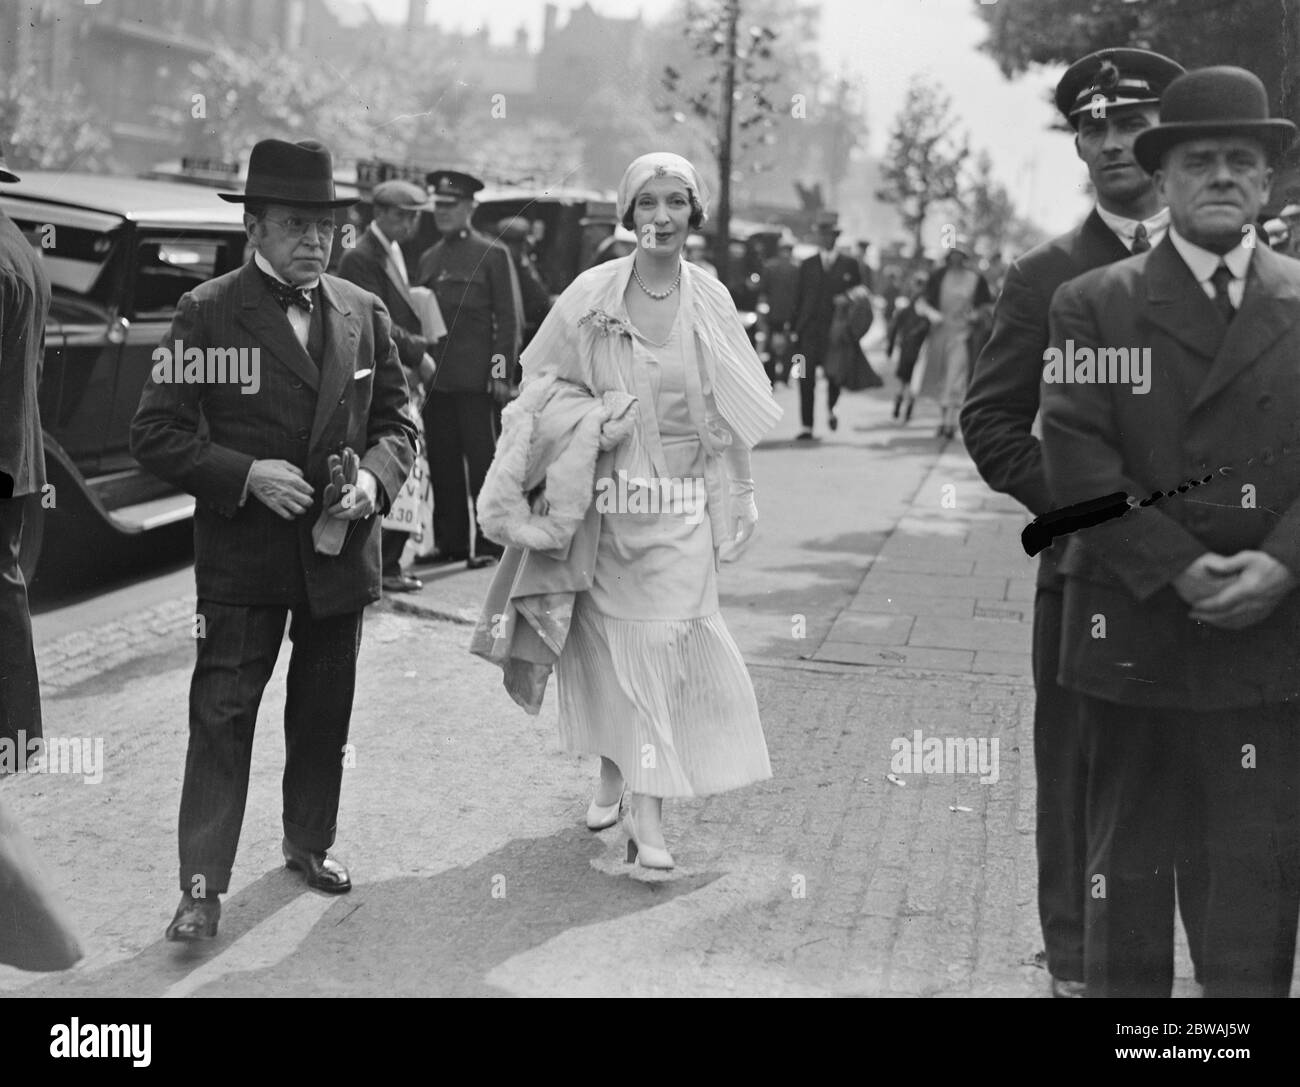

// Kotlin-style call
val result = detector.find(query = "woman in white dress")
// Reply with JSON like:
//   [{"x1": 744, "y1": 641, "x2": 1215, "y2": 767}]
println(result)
[{"x1": 482, "y1": 153, "x2": 782, "y2": 869}]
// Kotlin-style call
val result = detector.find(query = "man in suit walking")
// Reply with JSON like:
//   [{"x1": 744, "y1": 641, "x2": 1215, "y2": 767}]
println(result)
[
  {"x1": 1042, "y1": 67, "x2": 1300, "y2": 997},
  {"x1": 336, "y1": 178, "x2": 437, "y2": 593},
  {"x1": 961, "y1": 49, "x2": 1191, "y2": 998},
  {"x1": 131, "y1": 139, "x2": 416, "y2": 942},
  {"x1": 793, "y1": 211, "x2": 861, "y2": 439},
  {"x1": 416, "y1": 170, "x2": 521, "y2": 569},
  {"x1": 0, "y1": 143, "x2": 48, "y2": 780}
]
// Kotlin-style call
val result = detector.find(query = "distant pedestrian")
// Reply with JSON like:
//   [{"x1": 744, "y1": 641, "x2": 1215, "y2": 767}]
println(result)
[
  {"x1": 758, "y1": 238, "x2": 799, "y2": 384},
  {"x1": 917, "y1": 242, "x2": 990, "y2": 440},
  {"x1": 885, "y1": 271, "x2": 932, "y2": 423},
  {"x1": 793, "y1": 211, "x2": 861, "y2": 438}
]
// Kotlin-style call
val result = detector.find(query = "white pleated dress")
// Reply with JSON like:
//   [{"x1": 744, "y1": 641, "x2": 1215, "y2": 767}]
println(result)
[{"x1": 554, "y1": 306, "x2": 772, "y2": 798}]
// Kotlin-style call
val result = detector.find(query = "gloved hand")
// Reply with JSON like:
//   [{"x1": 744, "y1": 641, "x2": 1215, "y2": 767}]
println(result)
[{"x1": 722, "y1": 478, "x2": 758, "y2": 562}]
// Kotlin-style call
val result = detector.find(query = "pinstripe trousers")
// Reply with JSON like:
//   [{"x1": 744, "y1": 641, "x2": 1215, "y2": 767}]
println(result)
[{"x1": 177, "y1": 601, "x2": 363, "y2": 894}]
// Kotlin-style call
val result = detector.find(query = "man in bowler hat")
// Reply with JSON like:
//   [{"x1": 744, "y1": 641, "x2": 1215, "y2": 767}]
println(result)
[
  {"x1": 793, "y1": 211, "x2": 861, "y2": 439},
  {"x1": 416, "y1": 170, "x2": 521, "y2": 569},
  {"x1": 131, "y1": 138, "x2": 416, "y2": 941},
  {"x1": 337, "y1": 178, "x2": 437, "y2": 593},
  {"x1": 1042, "y1": 67, "x2": 1300, "y2": 997},
  {"x1": 961, "y1": 48, "x2": 1197, "y2": 997}
]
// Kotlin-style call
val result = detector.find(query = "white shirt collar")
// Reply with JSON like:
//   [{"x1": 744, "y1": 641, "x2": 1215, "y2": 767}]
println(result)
[
  {"x1": 254, "y1": 250, "x2": 319, "y2": 291},
  {"x1": 369, "y1": 221, "x2": 396, "y2": 250},
  {"x1": 1095, "y1": 204, "x2": 1170, "y2": 248},
  {"x1": 1167, "y1": 225, "x2": 1253, "y2": 284}
]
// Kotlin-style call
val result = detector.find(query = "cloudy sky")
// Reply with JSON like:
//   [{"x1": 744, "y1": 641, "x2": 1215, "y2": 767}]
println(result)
[{"x1": 363, "y1": 0, "x2": 1091, "y2": 235}]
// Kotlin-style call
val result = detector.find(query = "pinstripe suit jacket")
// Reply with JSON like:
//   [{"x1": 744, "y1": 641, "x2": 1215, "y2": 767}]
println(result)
[{"x1": 129, "y1": 260, "x2": 416, "y2": 616}]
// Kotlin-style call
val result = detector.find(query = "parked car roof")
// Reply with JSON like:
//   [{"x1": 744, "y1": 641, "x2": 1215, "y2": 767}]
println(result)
[{"x1": 1, "y1": 172, "x2": 248, "y2": 227}]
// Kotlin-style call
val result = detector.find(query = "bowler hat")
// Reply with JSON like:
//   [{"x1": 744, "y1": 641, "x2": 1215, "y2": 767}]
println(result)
[
  {"x1": 1055, "y1": 48, "x2": 1185, "y2": 127},
  {"x1": 1134, "y1": 66, "x2": 1297, "y2": 173},
  {"x1": 0, "y1": 142, "x2": 20, "y2": 185},
  {"x1": 219, "y1": 138, "x2": 356, "y2": 208}
]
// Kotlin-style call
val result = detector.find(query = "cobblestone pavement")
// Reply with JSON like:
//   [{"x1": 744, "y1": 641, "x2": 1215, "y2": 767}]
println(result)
[{"x1": 1, "y1": 381, "x2": 1227, "y2": 996}]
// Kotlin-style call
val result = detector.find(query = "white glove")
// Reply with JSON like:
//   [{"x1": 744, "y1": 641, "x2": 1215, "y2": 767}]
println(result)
[{"x1": 722, "y1": 478, "x2": 758, "y2": 562}]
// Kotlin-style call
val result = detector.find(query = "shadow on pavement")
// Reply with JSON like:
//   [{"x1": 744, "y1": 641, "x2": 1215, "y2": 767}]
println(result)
[{"x1": 14, "y1": 828, "x2": 722, "y2": 997}]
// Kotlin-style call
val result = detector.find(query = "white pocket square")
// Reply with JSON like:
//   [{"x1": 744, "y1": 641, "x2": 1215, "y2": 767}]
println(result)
[{"x1": 353, "y1": 368, "x2": 373, "y2": 380}]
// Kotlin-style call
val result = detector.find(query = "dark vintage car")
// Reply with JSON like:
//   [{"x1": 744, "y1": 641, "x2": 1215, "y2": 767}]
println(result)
[{"x1": 1, "y1": 173, "x2": 250, "y2": 580}]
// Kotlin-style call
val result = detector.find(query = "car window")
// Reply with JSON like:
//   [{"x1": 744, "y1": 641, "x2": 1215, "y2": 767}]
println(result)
[
  {"x1": 5, "y1": 214, "x2": 123, "y2": 302},
  {"x1": 131, "y1": 232, "x2": 245, "y2": 319}
]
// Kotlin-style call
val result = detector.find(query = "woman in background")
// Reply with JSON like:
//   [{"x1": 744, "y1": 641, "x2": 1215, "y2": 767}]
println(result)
[{"x1": 918, "y1": 243, "x2": 991, "y2": 439}]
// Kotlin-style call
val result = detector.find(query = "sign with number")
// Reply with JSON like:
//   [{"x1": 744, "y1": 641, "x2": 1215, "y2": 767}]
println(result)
[{"x1": 382, "y1": 404, "x2": 429, "y2": 536}]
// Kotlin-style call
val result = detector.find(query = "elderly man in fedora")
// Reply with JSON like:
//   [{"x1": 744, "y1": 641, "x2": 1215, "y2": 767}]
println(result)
[
  {"x1": 1041, "y1": 67, "x2": 1300, "y2": 997},
  {"x1": 131, "y1": 138, "x2": 416, "y2": 942}
]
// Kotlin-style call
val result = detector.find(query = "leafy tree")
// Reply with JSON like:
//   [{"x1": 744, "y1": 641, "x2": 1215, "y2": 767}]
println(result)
[
  {"x1": 975, "y1": 0, "x2": 1299, "y2": 126},
  {"x1": 0, "y1": 67, "x2": 114, "y2": 173},
  {"x1": 959, "y1": 150, "x2": 1018, "y2": 257},
  {"x1": 877, "y1": 76, "x2": 970, "y2": 258},
  {"x1": 179, "y1": 45, "x2": 406, "y2": 164}
]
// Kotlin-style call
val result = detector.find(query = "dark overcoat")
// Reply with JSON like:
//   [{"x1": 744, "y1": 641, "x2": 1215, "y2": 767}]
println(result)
[
  {"x1": 1041, "y1": 237, "x2": 1300, "y2": 708},
  {"x1": 962, "y1": 210, "x2": 1131, "y2": 588}
]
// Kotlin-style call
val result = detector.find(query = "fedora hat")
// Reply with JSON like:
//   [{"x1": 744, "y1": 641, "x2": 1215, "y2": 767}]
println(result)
[
  {"x1": 0, "y1": 141, "x2": 20, "y2": 185},
  {"x1": 219, "y1": 138, "x2": 356, "y2": 208},
  {"x1": 1133, "y1": 66, "x2": 1297, "y2": 173}
]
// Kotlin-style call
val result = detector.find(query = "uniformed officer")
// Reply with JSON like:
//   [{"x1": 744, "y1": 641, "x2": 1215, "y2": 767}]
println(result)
[
  {"x1": 961, "y1": 48, "x2": 1197, "y2": 997},
  {"x1": 416, "y1": 171, "x2": 521, "y2": 569}
]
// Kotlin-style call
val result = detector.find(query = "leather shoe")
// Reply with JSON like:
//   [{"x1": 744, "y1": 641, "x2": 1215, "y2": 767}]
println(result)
[
  {"x1": 165, "y1": 893, "x2": 220, "y2": 942},
  {"x1": 1050, "y1": 976, "x2": 1087, "y2": 998},
  {"x1": 282, "y1": 839, "x2": 352, "y2": 894},
  {"x1": 382, "y1": 573, "x2": 423, "y2": 593},
  {"x1": 466, "y1": 554, "x2": 498, "y2": 569}
]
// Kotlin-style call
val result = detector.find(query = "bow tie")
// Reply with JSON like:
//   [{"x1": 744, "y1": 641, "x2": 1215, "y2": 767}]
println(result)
[{"x1": 261, "y1": 271, "x2": 314, "y2": 313}]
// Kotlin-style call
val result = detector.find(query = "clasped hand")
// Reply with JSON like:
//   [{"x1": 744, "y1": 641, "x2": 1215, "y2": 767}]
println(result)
[
  {"x1": 249, "y1": 459, "x2": 378, "y2": 521},
  {"x1": 1173, "y1": 551, "x2": 1297, "y2": 630}
]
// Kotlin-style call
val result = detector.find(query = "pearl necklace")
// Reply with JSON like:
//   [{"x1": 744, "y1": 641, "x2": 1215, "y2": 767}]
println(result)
[{"x1": 633, "y1": 260, "x2": 682, "y2": 300}]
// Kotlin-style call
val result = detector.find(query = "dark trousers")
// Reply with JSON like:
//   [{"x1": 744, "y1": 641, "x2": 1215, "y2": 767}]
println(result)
[
  {"x1": 1078, "y1": 696, "x2": 1297, "y2": 997},
  {"x1": 798, "y1": 364, "x2": 840, "y2": 430},
  {"x1": 422, "y1": 389, "x2": 500, "y2": 558},
  {"x1": 177, "y1": 601, "x2": 363, "y2": 895},
  {"x1": 1034, "y1": 590, "x2": 1206, "y2": 986},
  {"x1": 380, "y1": 528, "x2": 408, "y2": 578},
  {"x1": 0, "y1": 496, "x2": 41, "y2": 774},
  {"x1": 1031, "y1": 589, "x2": 1088, "y2": 981}
]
